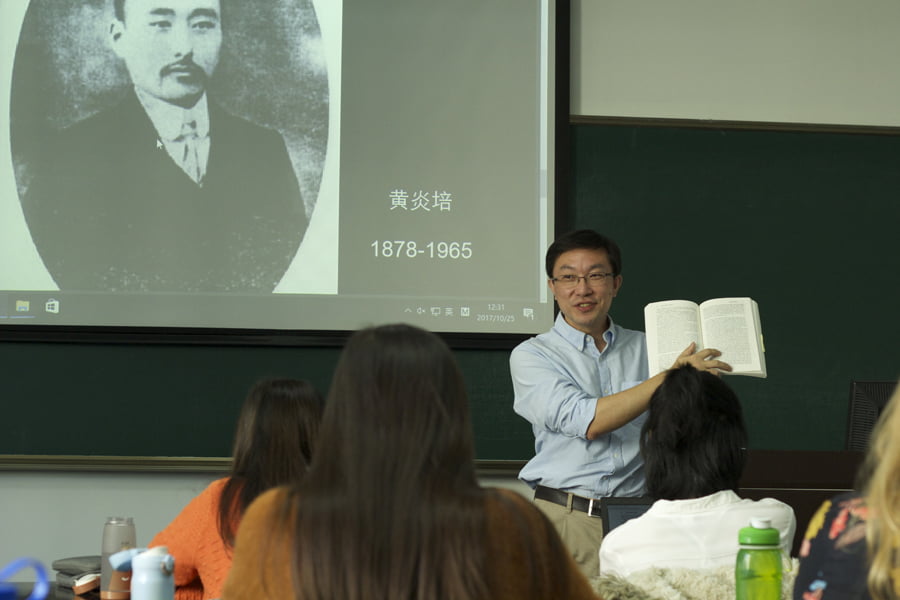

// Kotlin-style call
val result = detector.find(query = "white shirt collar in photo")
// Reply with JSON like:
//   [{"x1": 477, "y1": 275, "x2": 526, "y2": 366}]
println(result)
[{"x1": 135, "y1": 86, "x2": 211, "y2": 141}]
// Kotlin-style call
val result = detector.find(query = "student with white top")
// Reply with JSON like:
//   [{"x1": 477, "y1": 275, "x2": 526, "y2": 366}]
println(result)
[{"x1": 599, "y1": 365, "x2": 795, "y2": 576}]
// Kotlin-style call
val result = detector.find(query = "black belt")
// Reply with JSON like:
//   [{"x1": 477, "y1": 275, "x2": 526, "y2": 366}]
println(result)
[{"x1": 534, "y1": 485, "x2": 603, "y2": 518}]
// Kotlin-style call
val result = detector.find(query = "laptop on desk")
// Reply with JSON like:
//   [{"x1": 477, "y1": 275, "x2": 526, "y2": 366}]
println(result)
[{"x1": 600, "y1": 496, "x2": 655, "y2": 533}]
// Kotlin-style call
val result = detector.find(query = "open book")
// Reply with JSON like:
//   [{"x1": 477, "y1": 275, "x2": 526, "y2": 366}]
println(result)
[{"x1": 644, "y1": 297, "x2": 766, "y2": 378}]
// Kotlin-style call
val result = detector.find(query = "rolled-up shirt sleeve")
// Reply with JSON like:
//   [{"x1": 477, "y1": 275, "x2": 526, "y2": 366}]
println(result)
[{"x1": 511, "y1": 343, "x2": 597, "y2": 438}]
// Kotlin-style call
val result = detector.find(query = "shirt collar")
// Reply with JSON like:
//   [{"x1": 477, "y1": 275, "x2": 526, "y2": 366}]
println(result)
[
  {"x1": 552, "y1": 311, "x2": 618, "y2": 352},
  {"x1": 134, "y1": 87, "x2": 211, "y2": 141}
]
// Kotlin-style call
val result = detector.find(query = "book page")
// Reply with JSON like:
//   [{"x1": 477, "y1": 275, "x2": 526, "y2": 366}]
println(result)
[
  {"x1": 698, "y1": 297, "x2": 765, "y2": 376},
  {"x1": 644, "y1": 300, "x2": 702, "y2": 376}
]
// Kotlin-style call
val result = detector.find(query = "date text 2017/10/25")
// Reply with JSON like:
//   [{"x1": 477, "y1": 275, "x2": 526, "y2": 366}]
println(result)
[
  {"x1": 370, "y1": 241, "x2": 473, "y2": 259},
  {"x1": 476, "y1": 314, "x2": 515, "y2": 322}
]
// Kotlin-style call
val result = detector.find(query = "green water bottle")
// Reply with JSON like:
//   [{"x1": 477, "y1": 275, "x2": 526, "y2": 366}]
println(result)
[{"x1": 736, "y1": 517, "x2": 782, "y2": 600}]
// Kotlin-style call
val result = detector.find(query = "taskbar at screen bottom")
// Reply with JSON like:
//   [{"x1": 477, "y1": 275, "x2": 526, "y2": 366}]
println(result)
[{"x1": 0, "y1": 290, "x2": 553, "y2": 335}]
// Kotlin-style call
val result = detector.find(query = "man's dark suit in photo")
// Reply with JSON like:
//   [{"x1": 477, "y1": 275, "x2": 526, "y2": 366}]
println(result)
[{"x1": 24, "y1": 91, "x2": 306, "y2": 293}]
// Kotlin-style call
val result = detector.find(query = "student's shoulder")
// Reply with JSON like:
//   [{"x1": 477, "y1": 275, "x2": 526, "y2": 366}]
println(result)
[
  {"x1": 598, "y1": 512, "x2": 643, "y2": 552},
  {"x1": 748, "y1": 495, "x2": 798, "y2": 516},
  {"x1": 202, "y1": 477, "x2": 231, "y2": 498},
  {"x1": 737, "y1": 495, "x2": 798, "y2": 536},
  {"x1": 237, "y1": 486, "x2": 294, "y2": 540},
  {"x1": 484, "y1": 488, "x2": 552, "y2": 533},
  {"x1": 248, "y1": 485, "x2": 292, "y2": 515}
]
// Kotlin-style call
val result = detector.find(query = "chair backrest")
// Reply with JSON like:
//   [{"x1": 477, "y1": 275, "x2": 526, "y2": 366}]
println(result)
[{"x1": 600, "y1": 496, "x2": 654, "y2": 533}]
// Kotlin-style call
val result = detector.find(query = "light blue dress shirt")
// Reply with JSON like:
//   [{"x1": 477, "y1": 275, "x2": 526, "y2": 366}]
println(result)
[{"x1": 510, "y1": 312, "x2": 649, "y2": 498}]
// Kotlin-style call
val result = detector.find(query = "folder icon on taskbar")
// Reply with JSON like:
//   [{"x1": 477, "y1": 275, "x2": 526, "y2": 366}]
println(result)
[{"x1": 16, "y1": 300, "x2": 30, "y2": 312}]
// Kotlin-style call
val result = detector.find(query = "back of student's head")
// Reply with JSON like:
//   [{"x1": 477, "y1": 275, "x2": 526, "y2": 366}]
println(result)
[
  {"x1": 641, "y1": 365, "x2": 747, "y2": 500},
  {"x1": 218, "y1": 378, "x2": 323, "y2": 546},
  {"x1": 863, "y1": 380, "x2": 900, "y2": 600},
  {"x1": 290, "y1": 323, "x2": 487, "y2": 599},
  {"x1": 312, "y1": 322, "x2": 477, "y2": 489}
]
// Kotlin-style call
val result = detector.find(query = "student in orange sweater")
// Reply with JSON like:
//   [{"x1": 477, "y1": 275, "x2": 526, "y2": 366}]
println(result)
[
  {"x1": 150, "y1": 378, "x2": 323, "y2": 600},
  {"x1": 222, "y1": 325, "x2": 599, "y2": 600}
]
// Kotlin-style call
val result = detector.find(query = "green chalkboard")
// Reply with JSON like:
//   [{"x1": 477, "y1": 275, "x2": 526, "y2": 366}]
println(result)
[
  {"x1": 570, "y1": 122, "x2": 900, "y2": 450},
  {"x1": 0, "y1": 339, "x2": 534, "y2": 461},
  {"x1": 2, "y1": 122, "x2": 898, "y2": 461}
]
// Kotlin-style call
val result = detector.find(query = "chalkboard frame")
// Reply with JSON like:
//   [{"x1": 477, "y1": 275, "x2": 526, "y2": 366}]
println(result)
[
  {"x1": 0, "y1": 454, "x2": 527, "y2": 476},
  {"x1": 0, "y1": 324, "x2": 531, "y2": 350},
  {"x1": 572, "y1": 114, "x2": 900, "y2": 136}
]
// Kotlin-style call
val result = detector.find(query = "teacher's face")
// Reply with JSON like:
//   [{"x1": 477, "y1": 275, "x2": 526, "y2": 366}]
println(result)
[
  {"x1": 110, "y1": 0, "x2": 222, "y2": 108},
  {"x1": 548, "y1": 248, "x2": 622, "y2": 338}
]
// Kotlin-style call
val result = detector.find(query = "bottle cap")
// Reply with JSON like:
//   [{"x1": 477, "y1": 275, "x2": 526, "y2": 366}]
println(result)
[{"x1": 738, "y1": 517, "x2": 780, "y2": 545}]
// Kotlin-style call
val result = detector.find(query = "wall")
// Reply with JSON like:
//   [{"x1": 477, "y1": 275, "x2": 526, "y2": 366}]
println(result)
[{"x1": 571, "y1": 0, "x2": 900, "y2": 127}]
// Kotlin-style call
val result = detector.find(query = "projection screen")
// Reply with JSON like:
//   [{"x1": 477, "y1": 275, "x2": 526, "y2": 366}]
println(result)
[{"x1": 0, "y1": 0, "x2": 564, "y2": 338}]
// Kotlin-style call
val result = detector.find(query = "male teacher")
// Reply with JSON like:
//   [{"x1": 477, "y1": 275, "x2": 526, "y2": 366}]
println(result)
[
  {"x1": 510, "y1": 229, "x2": 731, "y2": 576},
  {"x1": 23, "y1": 0, "x2": 307, "y2": 292}
]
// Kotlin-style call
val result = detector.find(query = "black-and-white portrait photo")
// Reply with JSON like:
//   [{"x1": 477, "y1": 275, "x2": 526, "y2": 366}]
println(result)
[{"x1": 9, "y1": 0, "x2": 330, "y2": 293}]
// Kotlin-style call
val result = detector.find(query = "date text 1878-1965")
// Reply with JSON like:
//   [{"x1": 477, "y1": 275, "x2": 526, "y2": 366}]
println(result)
[{"x1": 370, "y1": 241, "x2": 472, "y2": 259}]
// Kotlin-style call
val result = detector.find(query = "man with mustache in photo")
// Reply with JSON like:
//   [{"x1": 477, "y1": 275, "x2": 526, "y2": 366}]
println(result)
[{"x1": 23, "y1": 0, "x2": 307, "y2": 293}]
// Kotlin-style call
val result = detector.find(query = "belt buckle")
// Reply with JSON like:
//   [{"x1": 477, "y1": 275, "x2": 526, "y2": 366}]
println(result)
[{"x1": 587, "y1": 498, "x2": 601, "y2": 518}]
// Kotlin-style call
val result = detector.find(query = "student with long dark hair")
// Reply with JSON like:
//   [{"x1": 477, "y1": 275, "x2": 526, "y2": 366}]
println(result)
[
  {"x1": 150, "y1": 378, "x2": 323, "y2": 600},
  {"x1": 222, "y1": 324, "x2": 598, "y2": 600}
]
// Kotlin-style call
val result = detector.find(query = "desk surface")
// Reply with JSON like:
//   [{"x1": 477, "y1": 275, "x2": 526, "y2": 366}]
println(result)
[{"x1": 12, "y1": 583, "x2": 97, "y2": 600}]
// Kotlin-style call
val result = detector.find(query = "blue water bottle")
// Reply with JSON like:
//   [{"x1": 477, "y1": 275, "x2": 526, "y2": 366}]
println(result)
[{"x1": 736, "y1": 517, "x2": 783, "y2": 600}]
